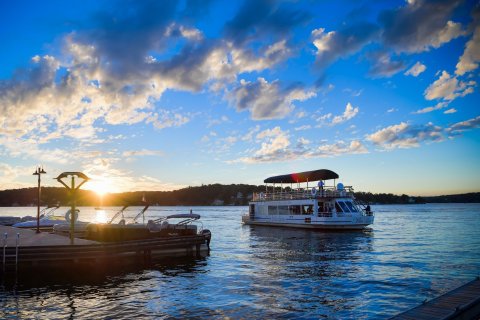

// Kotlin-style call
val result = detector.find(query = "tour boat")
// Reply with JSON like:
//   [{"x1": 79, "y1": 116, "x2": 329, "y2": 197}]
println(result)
[{"x1": 242, "y1": 169, "x2": 374, "y2": 230}]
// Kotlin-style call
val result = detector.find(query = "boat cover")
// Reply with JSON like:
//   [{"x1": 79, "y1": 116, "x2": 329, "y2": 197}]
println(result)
[
  {"x1": 166, "y1": 214, "x2": 200, "y2": 219},
  {"x1": 264, "y1": 169, "x2": 339, "y2": 183}
]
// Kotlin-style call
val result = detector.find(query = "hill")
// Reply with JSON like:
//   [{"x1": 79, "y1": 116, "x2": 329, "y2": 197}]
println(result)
[{"x1": 0, "y1": 186, "x2": 478, "y2": 207}]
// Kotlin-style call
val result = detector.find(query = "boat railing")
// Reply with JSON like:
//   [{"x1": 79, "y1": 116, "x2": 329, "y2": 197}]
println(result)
[
  {"x1": 318, "y1": 212, "x2": 333, "y2": 217},
  {"x1": 252, "y1": 186, "x2": 354, "y2": 201}
]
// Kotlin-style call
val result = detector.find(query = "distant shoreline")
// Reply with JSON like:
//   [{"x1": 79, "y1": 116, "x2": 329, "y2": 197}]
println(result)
[
  {"x1": 0, "y1": 186, "x2": 479, "y2": 207},
  {"x1": 1, "y1": 202, "x2": 480, "y2": 208}
]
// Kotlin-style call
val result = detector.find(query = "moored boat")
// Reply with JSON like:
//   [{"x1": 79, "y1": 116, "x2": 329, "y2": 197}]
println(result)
[
  {"x1": 12, "y1": 206, "x2": 82, "y2": 231},
  {"x1": 242, "y1": 169, "x2": 374, "y2": 230},
  {"x1": 55, "y1": 205, "x2": 212, "y2": 245}
]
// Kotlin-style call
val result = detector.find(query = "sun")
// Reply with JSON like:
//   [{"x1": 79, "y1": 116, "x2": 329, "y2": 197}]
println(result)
[{"x1": 88, "y1": 179, "x2": 112, "y2": 196}]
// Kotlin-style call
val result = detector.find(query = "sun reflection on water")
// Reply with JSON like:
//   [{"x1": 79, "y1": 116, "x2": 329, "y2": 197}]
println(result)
[{"x1": 94, "y1": 209, "x2": 109, "y2": 223}]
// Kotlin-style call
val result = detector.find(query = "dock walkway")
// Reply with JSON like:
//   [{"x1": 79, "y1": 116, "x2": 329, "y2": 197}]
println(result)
[
  {"x1": 391, "y1": 277, "x2": 480, "y2": 320},
  {"x1": 1, "y1": 225, "x2": 209, "y2": 269},
  {"x1": 1, "y1": 225, "x2": 98, "y2": 247}
]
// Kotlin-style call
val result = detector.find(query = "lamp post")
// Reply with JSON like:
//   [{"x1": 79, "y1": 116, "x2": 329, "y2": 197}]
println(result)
[
  {"x1": 33, "y1": 166, "x2": 47, "y2": 234},
  {"x1": 56, "y1": 172, "x2": 89, "y2": 245}
]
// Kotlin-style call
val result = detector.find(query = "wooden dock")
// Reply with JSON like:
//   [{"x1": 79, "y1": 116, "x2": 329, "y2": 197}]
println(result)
[
  {"x1": 1, "y1": 225, "x2": 98, "y2": 247},
  {"x1": 390, "y1": 277, "x2": 480, "y2": 320},
  {"x1": 1, "y1": 225, "x2": 210, "y2": 270}
]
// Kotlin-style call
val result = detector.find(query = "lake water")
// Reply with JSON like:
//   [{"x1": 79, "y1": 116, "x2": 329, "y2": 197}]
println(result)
[{"x1": 1, "y1": 204, "x2": 479, "y2": 319}]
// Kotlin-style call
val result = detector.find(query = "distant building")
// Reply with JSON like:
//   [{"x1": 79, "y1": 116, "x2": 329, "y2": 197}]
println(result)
[{"x1": 212, "y1": 199, "x2": 224, "y2": 206}]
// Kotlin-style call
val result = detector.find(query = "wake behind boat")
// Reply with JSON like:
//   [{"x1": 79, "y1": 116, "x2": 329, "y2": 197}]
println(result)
[{"x1": 242, "y1": 169, "x2": 374, "y2": 230}]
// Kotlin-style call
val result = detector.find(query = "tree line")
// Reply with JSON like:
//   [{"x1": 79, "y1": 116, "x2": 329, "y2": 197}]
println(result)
[{"x1": 0, "y1": 185, "x2": 478, "y2": 207}]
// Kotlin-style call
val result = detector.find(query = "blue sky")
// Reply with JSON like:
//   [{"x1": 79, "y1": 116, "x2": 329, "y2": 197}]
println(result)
[{"x1": 0, "y1": 0, "x2": 479, "y2": 196}]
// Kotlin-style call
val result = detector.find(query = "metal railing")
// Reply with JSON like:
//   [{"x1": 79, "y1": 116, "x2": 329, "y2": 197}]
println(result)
[
  {"x1": 252, "y1": 186, "x2": 354, "y2": 201},
  {"x1": 2, "y1": 232, "x2": 20, "y2": 271}
]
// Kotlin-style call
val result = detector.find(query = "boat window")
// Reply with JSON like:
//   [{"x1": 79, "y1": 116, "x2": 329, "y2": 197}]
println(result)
[
  {"x1": 338, "y1": 201, "x2": 351, "y2": 213},
  {"x1": 289, "y1": 205, "x2": 301, "y2": 215},
  {"x1": 335, "y1": 202, "x2": 343, "y2": 213},
  {"x1": 345, "y1": 201, "x2": 358, "y2": 212},
  {"x1": 278, "y1": 206, "x2": 289, "y2": 215},
  {"x1": 317, "y1": 202, "x2": 324, "y2": 212},
  {"x1": 268, "y1": 206, "x2": 277, "y2": 215},
  {"x1": 302, "y1": 205, "x2": 313, "y2": 215}
]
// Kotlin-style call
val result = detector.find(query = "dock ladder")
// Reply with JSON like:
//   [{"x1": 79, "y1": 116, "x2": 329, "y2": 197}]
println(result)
[{"x1": 2, "y1": 232, "x2": 20, "y2": 271}]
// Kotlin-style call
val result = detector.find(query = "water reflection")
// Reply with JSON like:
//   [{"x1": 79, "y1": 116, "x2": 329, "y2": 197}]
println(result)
[
  {"x1": 240, "y1": 226, "x2": 375, "y2": 318},
  {"x1": 1, "y1": 204, "x2": 479, "y2": 319},
  {"x1": 0, "y1": 257, "x2": 209, "y2": 319}
]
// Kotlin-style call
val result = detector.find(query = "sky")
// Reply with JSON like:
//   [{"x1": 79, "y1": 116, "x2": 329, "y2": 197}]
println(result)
[{"x1": 0, "y1": 0, "x2": 479, "y2": 196}]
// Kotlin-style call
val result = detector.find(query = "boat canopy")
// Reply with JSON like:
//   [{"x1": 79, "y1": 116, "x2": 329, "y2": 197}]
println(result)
[{"x1": 264, "y1": 169, "x2": 339, "y2": 184}]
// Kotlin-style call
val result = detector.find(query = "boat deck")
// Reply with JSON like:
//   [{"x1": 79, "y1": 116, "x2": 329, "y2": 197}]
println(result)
[{"x1": 390, "y1": 277, "x2": 480, "y2": 320}]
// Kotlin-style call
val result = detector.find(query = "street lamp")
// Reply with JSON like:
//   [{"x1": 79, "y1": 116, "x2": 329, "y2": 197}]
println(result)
[{"x1": 33, "y1": 166, "x2": 47, "y2": 234}]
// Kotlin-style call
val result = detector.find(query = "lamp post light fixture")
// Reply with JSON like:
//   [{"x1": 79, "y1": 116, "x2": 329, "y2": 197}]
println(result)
[{"x1": 33, "y1": 166, "x2": 47, "y2": 234}]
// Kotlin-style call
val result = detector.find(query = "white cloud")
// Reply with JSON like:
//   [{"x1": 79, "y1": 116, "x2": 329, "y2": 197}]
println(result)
[
  {"x1": 429, "y1": 21, "x2": 466, "y2": 49},
  {"x1": 231, "y1": 126, "x2": 368, "y2": 163},
  {"x1": 314, "y1": 140, "x2": 368, "y2": 156},
  {"x1": 447, "y1": 115, "x2": 480, "y2": 134},
  {"x1": 456, "y1": 25, "x2": 480, "y2": 75},
  {"x1": 254, "y1": 127, "x2": 290, "y2": 156},
  {"x1": 413, "y1": 101, "x2": 449, "y2": 114},
  {"x1": 294, "y1": 125, "x2": 312, "y2": 131},
  {"x1": 380, "y1": 0, "x2": 466, "y2": 53},
  {"x1": 165, "y1": 23, "x2": 203, "y2": 41},
  {"x1": 0, "y1": 163, "x2": 35, "y2": 189},
  {"x1": 229, "y1": 78, "x2": 315, "y2": 120},
  {"x1": 332, "y1": 103, "x2": 359, "y2": 125},
  {"x1": 122, "y1": 149, "x2": 164, "y2": 157},
  {"x1": 367, "y1": 50, "x2": 406, "y2": 77},
  {"x1": 83, "y1": 160, "x2": 184, "y2": 192},
  {"x1": 404, "y1": 61, "x2": 427, "y2": 76},
  {"x1": 312, "y1": 24, "x2": 378, "y2": 69},
  {"x1": 443, "y1": 108, "x2": 457, "y2": 114},
  {"x1": 146, "y1": 110, "x2": 191, "y2": 130},
  {"x1": 207, "y1": 116, "x2": 229, "y2": 127},
  {"x1": 241, "y1": 125, "x2": 260, "y2": 142},
  {"x1": 424, "y1": 71, "x2": 476, "y2": 101},
  {"x1": 342, "y1": 88, "x2": 363, "y2": 97},
  {"x1": 367, "y1": 122, "x2": 444, "y2": 149}
]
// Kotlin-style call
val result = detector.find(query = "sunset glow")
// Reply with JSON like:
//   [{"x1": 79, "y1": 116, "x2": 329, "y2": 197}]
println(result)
[{"x1": 0, "y1": 1, "x2": 479, "y2": 196}]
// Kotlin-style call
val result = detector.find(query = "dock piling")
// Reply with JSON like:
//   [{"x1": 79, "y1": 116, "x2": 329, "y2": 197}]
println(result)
[{"x1": 2, "y1": 233, "x2": 6, "y2": 269}]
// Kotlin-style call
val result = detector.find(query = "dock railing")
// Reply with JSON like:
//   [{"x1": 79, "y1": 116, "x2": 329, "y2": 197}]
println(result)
[{"x1": 253, "y1": 186, "x2": 354, "y2": 201}]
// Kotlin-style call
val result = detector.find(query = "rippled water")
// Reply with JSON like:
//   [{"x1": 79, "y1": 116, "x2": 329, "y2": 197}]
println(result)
[{"x1": 1, "y1": 204, "x2": 479, "y2": 319}]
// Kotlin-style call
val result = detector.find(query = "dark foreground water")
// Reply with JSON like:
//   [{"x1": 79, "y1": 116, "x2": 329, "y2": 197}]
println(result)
[{"x1": 1, "y1": 204, "x2": 479, "y2": 319}]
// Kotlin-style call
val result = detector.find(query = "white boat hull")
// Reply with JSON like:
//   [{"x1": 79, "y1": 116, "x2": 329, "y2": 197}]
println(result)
[
  {"x1": 243, "y1": 220, "x2": 371, "y2": 230},
  {"x1": 242, "y1": 214, "x2": 374, "y2": 230}
]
